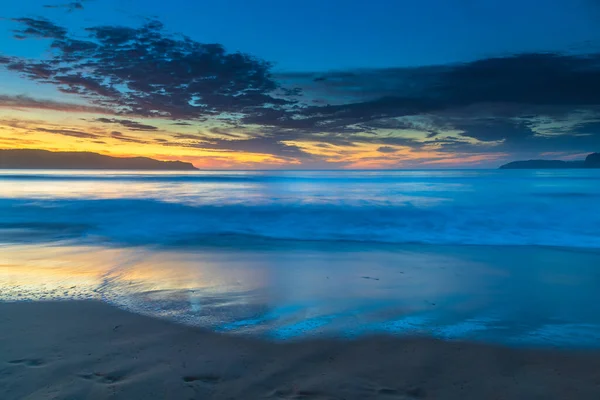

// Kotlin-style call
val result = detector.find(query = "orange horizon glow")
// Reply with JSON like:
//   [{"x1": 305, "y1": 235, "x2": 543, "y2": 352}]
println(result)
[{"x1": 0, "y1": 105, "x2": 511, "y2": 169}]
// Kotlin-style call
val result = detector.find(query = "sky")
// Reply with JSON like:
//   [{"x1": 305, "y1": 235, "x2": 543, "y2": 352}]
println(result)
[{"x1": 1, "y1": 0, "x2": 600, "y2": 168}]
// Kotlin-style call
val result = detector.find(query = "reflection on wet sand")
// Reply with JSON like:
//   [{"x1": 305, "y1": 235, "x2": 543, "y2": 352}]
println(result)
[{"x1": 3, "y1": 242, "x2": 600, "y2": 346}]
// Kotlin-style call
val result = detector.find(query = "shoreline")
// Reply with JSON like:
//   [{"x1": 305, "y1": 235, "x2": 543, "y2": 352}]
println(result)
[
  {"x1": 3, "y1": 242, "x2": 600, "y2": 347},
  {"x1": 5, "y1": 219, "x2": 600, "y2": 252},
  {"x1": 2, "y1": 300, "x2": 600, "y2": 399}
]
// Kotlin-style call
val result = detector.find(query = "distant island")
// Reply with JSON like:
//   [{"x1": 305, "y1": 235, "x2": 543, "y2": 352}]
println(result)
[
  {"x1": 500, "y1": 153, "x2": 600, "y2": 169},
  {"x1": 0, "y1": 149, "x2": 197, "y2": 170}
]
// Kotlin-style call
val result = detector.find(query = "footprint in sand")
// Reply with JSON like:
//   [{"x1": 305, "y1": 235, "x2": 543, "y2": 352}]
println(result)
[
  {"x1": 378, "y1": 386, "x2": 427, "y2": 399},
  {"x1": 268, "y1": 388, "x2": 334, "y2": 400},
  {"x1": 350, "y1": 381, "x2": 427, "y2": 400},
  {"x1": 78, "y1": 370, "x2": 128, "y2": 384},
  {"x1": 7, "y1": 358, "x2": 46, "y2": 367},
  {"x1": 182, "y1": 374, "x2": 221, "y2": 384},
  {"x1": 267, "y1": 385, "x2": 425, "y2": 400}
]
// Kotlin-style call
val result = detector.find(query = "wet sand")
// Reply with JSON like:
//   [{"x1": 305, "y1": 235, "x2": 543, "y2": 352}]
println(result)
[
  {"x1": 4, "y1": 242, "x2": 600, "y2": 345},
  {"x1": 1, "y1": 301, "x2": 600, "y2": 399}
]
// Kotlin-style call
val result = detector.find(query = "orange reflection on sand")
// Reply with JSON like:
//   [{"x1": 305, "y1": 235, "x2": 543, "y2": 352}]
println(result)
[
  {"x1": 0, "y1": 244, "x2": 119, "y2": 300},
  {"x1": 0, "y1": 244, "x2": 267, "y2": 301}
]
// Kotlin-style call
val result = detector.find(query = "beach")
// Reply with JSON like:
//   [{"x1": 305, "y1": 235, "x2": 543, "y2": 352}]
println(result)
[
  {"x1": 2, "y1": 169, "x2": 600, "y2": 398},
  {"x1": 3, "y1": 300, "x2": 600, "y2": 400}
]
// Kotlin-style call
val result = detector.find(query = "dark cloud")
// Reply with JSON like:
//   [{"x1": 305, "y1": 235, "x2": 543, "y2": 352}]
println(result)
[
  {"x1": 251, "y1": 53, "x2": 600, "y2": 158},
  {"x1": 12, "y1": 18, "x2": 67, "y2": 39},
  {"x1": 109, "y1": 131, "x2": 149, "y2": 144},
  {"x1": 4, "y1": 18, "x2": 290, "y2": 121},
  {"x1": 173, "y1": 133, "x2": 205, "y2": 140},
  {"x1": 203, "y1": 125, "x2": 364, "y2": 148},
  {"x1": 94, "y1": 118, "x2": 158, "y2": 131},
  {"x1": 456, "y1": 119, "x2": 536, "y2": 143},
  {"x1": 193, "y1": 136, "x2": 312, "y2": 159},
  {"x1": 377, "y1": 146, "x2": 399, "y2": 153},
  {"x1": 421, "y1": 136, "x2": 473, "y2": 150},
  {"x1": 572, "y1": 120, "x2": 600, "y2": 135},
  {"x1": 269, "y1": 53, "x2": 600, "y2": 136},
  {"x1": 0, "y1": 94, "x2": 114, "y2": 114},
  {"x1": 167, "y1": 129, "x2": 312, "y2": 159},
  {"x1": 35, "y1": 127, "x2": 100, "y2": 139},
  {"x1": 54, "y1": 74, "x2": 120, "y2": 99},
  {"x1": 420, "y1": 116, "x2": 600, "y2": 156},
  {"x1": 208, "y1": 127, "x2": 245, "y2": 138},
  {"x1": 438, "y1": 54, "x2": 600, "y2": 106},
  {"x1": 6, "y1": 61, "x2": 55, "y2": 80},
  {"x1": 44, "y1": 1, "x2": 85, "y2": 12},
  {"x1": 521, "y1": 119, "x2": 600, "y2": 152},
  {"x1": 240, "y1": 97, "x2": 423, "y2": 134}
]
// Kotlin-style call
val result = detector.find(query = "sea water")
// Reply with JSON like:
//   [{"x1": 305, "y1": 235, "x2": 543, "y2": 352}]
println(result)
[{"x1": 1, "y1": 169, "x2": 600, "y2": 347}]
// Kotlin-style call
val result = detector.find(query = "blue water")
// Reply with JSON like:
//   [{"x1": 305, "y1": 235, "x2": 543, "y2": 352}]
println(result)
[
  {"x1": 1, "y1": 169, "x2": 600, "y2": 247},
  {"x1": 1, "y1": 169, "x2": 600, "y2": 347}
]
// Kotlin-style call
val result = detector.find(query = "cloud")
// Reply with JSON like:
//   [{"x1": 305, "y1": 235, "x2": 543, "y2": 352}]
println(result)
[
  {"x1": 0, "y1": 94, "x2": 114, "y2": 114},
  {"x1": 173, "y1": 133, "x2": 205, "y2": 140},
  {"x1": 269, "y1": 53, "x2": 600, "y2": 135},
  {"x1": 377, "y1": 146, "x2": 399, "y2": 153},
  {"x1": 197, "y1": 137, "x2": 312, "y2": 159},
  {"x1": 94, "y1": 118, "x2": 158, "y2": 131},
  {"x1": 456, "y1": 119, "x2": 536, "y2": 143},
  {"x1": 169, "y1": 130, "x2": 313, "y2": 159},
  {"x1": 34, "y1": 127, "x2": 100, "y2": 139},
  {"x1": 43, "y1": 1, "x2": 85, "y2": 12},
  {"x1": 4, "y1": 16, "x2": 600, "y2": 165},
  {"x1": 11, "y1": 18, "x2": 67, "y2": 39},
  {"x1": 254, "y1": 53, "x2": 600, "y2": 159},
  {"x1": 0, "y1": 117, "x2": 155, "y2": 145},
  {"x1": 109, "y1": 131, "x2": 149, "y2": 144},
  {"x1": 4, "y1": 18, "x2": 291, "y2": 121}
]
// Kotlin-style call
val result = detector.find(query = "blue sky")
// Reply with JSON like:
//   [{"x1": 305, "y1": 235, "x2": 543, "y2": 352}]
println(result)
[{"x1": 4, "y1": 0, "x2": 600, "y2": 69}]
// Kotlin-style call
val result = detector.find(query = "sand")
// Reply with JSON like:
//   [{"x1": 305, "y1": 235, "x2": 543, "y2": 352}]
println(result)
[{"x1": 1, "y1": 301, "x2": 600, "y2": 399}]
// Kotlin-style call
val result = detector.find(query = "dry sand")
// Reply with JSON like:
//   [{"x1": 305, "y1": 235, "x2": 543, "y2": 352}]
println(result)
[{"x1": 1, "y1": 301, "x2": 600, "y2": 399}]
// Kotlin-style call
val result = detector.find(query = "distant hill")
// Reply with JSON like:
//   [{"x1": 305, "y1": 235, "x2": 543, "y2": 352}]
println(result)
[
  {"x1": 500, "y1": 153, "x2": 599, "y2": 169},
  {"x1": 584, "y1": 153, "x2": 600, "y2": 168},
  {"x1": 499, "y1": 160, "x2": 584, "y2": 169},
  {"x1": 0, "y1": 149, "x2": 197, "y2": 170}
]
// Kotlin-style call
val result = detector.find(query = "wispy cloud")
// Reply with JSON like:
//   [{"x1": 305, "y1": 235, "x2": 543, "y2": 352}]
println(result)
[
  {"x1": 35, "y1": 127, "x2": 101, "y2": 139},
  {"x1": 94, "y1": 118, "x2": 158, "y2": 131},
  {"x1": 43, "y1": 1, "x2": 86, "y2": 12},
  {"x1": 0, "y1": 94, "x2": 114, "y2": 114}
]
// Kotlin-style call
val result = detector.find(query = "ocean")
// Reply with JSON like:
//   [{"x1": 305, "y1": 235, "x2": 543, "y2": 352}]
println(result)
[{"x1": 1, "y1": 169, "x2": 600, "y2": 346}]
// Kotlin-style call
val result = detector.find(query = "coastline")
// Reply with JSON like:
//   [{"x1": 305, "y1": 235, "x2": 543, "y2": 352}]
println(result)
[{"x1": 2, "y1": 300, "x2": 600, "y2": 399}]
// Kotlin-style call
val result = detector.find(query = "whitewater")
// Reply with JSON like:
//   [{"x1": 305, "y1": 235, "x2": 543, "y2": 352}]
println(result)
[{"x1": 1, "y1": 169, "x2": 599, "y2": 248}]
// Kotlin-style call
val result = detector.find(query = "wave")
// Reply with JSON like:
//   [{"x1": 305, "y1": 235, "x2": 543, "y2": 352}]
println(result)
[{"x1": 2, "y1": 197, "x2": 600, "y2": 248}]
